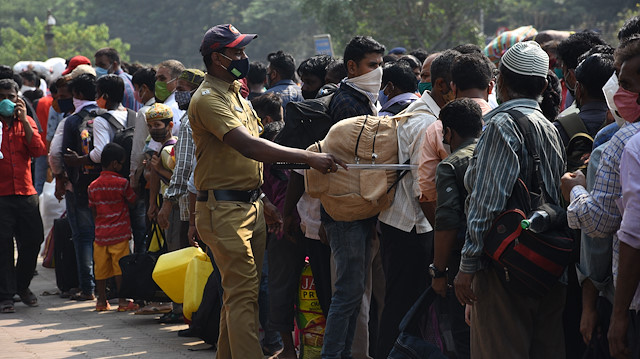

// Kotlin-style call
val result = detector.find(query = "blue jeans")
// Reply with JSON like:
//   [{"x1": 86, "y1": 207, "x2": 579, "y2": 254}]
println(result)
[
  {"x1": 65, "y1": 190, "x2": 95, "y2": 295},
  {"x1": 321, "y1": 215, "x2": 375, "y2": 359},
  {"x1": 33, "y1": 155, "x2": 48, "y2": 195}
]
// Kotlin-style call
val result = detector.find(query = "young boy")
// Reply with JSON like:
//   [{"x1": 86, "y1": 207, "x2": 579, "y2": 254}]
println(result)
[
  {"x1": 144, "y1": 103, "x2": 181, "y2": 323},
  {"x1": 87, "y1": 142, "x2": 138, "y2": 311}
]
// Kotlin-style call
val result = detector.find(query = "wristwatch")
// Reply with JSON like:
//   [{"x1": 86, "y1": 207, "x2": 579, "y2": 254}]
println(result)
[{"x1": 429, "y1": 263, "x2": 448, "y2": 278}]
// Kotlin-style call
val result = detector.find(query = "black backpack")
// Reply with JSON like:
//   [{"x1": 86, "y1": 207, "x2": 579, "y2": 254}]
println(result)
[
  {"x1": 556, "y1": 112, "x2": 600, "y2": 173},
  {"x1": 275, "y1": 92, "x2": 335, "y2": 150},
  {"x1": 100, "y1": 109, "x2": 137, "y2": 178}
]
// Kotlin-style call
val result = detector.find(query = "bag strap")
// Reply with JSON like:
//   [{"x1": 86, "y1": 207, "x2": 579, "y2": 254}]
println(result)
[
  {"x1": 101, "y1": 112, "x2": 125, "y2": 131},
  {"x1": 504, "y1": 109, "x2": 553, "y2": 203},
  {"x1": 386, "y1": 158, "x2": 411, "y2": 193},
  {"x1": 398, "y1": 286, "x2": 438, "y2": 333},
  {"x1": 556, "y1": 112, "x2": 587, "y2": 140}
]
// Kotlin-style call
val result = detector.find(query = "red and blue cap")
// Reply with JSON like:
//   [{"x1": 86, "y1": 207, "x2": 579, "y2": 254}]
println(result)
[{"x1": 199, "y1": 24, "x2": 257, "y2": 56}]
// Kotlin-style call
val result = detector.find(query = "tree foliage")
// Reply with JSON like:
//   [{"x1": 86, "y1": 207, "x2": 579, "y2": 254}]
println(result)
[{"x1": 0, "y1": 18, "x2": 129, "y2": 66}]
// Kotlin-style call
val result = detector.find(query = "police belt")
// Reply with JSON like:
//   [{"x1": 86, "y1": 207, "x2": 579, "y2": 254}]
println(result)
[{"x1": 196, "y1": 189, "x2": 261, "y2": 203}]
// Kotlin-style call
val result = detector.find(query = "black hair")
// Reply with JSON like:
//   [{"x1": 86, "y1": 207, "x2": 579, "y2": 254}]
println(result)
[
  {"x1": 0, "y1": 78, "x2": 19, "y2": 93},
  {"x1": 397, "y1": 55, "x2": 421, "y2": 70},
  {"x1": 11, "y1": 73, "x2": 22, "y2": 88},
  {"x1": 248, "y1": 61, "x2": 267, "y2": 85},
  {"x1": 132, "y1": 67, "x2": 156, "y2": 93},
  {"x1": 430, "y1": 50, "x2": 460, "y2": 85},
  {"x1": 261, "y1": 121, "x2": 285, "y2": 142},
  {"x1": 440, "y1": 98, "x2": 483, "y2": 139},
  {"x1": 94, "y1": 47, "x2": 121, "y2": 64},
  {"x1": 540, "y1": 69, "x2": 562, "y2": 121},
  {"x1": 251, "y1": 92, "x2": 282, "y2": 122},
  {"x1": 557, "y1": 31, "x2": 607, "y2": 70},
  {"x1": 96, "y1": 74, "x2": 124, "y2": 103},
  {"x1": 101, "y1": 142, "x2": 126, "y2": 167},
  {"x1": 452, "y1": 43, "x2": 483, "y2": 55},
  {"x1": 326, "y1": 59, "x2": 347, "y2": 84},
  {"x1": 123, "y1": 62, "x2": 143, "y2": 76},
  {"x1": 49, "y1": 78, "x2": 59, "y2": 94},
  {"x1": 451, "y1": 53, "x2": 493, "y2": 91},
  {"x1": 19, "y1": 70, "x2": 38, "y2": 85},
  {"x1": 382, "y1": 62, "x2": 418, "y2": 93},
  {"x1": 409, "y1": 49, "x2": 429, "y2": 64},
  {"x1": 23, "y1": 89, "x2": 43, "y2": 103},
  {"x1": 67, "y1": 73, "x2": 96, "y2": 100},
  {"x1": 0, "y1": 65, "x2": 13, "y2": 80},
  {"x1": 297, "y1": 55, "x2": 332, "y2": 81},
  {"x1": 615, "y1": 34, "x2": 640, "y2": 69},
  {"x1": 618, "y1": 16, "x2": 640, "y2": 42},
  {"x1": 267, "y1": 50, "x2": 297, "y2": 80},
  {"x1": 575, "y1": 52, "x2": 614, "y2": 100},
  {"x1": 343, "y1": 36, "x2": 386, "y2": 71},
  {"x1": 499, "y1": 63, "x2": 548, "y2": 101},
  {"x1": 383, "y1": 55, "x2": 398, "y2": 64}
]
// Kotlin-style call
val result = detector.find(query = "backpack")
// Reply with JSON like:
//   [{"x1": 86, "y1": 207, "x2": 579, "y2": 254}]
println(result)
[
  {"x1": 556, "y1": 112, "x2": 600, "y2": 172},
  {"x1": 275, "y1": 92, "x2": 335, "y2": 150},
  {"x1": 100, "y1": 109, "x2": 137, "y2": 178},
  {"x1": 304, "y1": 113, "x2": 413, "y2": 221},
  {"x1": 76, "y1": 107, "x2": 108, "y2": 175}
]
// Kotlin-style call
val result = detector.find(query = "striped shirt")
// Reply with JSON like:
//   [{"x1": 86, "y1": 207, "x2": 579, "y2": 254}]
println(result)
[
  {"x1": 460, "y1": 99, "x2": 566, "y2": 273},
  {"x1": 88, "y1": 171, "x2": 136, "y2": 246},
  {"x1": 378, "y1": 108, "x2": 434, "y2": 233},
  {"x1": 567, "y1": 121, "x2": 640, "y2": 237}
]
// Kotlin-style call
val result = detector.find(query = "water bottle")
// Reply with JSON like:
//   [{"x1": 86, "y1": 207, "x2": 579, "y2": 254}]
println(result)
[{"x1": 521, "y1": 210, "x2": 551, "y2": 233}]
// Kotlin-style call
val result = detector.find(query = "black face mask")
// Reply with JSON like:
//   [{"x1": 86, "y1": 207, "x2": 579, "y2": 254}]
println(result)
[
  {"x1": 57, "y1": 98, "x2": 74, "y2": 113},
  {"x1": 149, "y1": 128, "x2": 169, "y2": 143},
  {"x1": 220, "y1": 53, "x2": 250, "y2": 80},
  {"x1": 302, "y1": 89, "x2": 318, "y2": 100}
]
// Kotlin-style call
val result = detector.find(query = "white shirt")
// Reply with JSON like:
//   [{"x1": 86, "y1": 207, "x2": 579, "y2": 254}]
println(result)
[
  {"x1": 130, "y1": 98, "x2": 156, "y2": 177},
  {"x1": 89, "y1": 108, "x2": 128, "y2": 163},
  {"x1": 378, "y1": 109, "x2": 434, "y2": 234}
]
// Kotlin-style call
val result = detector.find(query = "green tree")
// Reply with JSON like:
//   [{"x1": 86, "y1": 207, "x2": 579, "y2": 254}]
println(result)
[
  {"x1": 301, "y1": 0, "x2": 490, "y2": 53},
  {"x1": 0, "y1": 17, "x2": 129, "y2": 65}
]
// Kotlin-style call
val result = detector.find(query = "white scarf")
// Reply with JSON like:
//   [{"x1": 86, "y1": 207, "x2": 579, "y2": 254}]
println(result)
[{"x1": 343, "y1": 67, "x2": 383, "y2": 115}]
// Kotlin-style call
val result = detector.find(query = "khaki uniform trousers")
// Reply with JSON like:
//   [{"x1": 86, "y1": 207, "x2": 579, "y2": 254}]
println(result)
[{"x1": 196, "y1": 193, "x2": 266, "y2": 359}]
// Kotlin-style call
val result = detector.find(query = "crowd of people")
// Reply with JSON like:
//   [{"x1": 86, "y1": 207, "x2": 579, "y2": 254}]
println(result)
[{"x1": 2, "y1": 15, "x2": 640, "y2": 359}]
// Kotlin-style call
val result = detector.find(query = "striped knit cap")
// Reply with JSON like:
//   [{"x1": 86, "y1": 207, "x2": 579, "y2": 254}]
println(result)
[{"x1": 500, "y1": 41, "x2": 549, "y2": 78}]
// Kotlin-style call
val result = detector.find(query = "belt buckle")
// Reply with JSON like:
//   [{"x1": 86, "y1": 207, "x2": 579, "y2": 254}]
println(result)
[{"x1": 249, "y1": 189, "x2": 260, "y2": 203}]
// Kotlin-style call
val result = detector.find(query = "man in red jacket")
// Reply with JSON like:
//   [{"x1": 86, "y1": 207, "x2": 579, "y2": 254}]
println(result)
[{"x1": 0, "y1": 78, "x2": 47, "y2": 314}]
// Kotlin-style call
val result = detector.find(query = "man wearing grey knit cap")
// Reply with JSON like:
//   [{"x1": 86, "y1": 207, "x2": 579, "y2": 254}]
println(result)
[{"x1": 453, "y1": 41, "x2": 567, "y2": 358}]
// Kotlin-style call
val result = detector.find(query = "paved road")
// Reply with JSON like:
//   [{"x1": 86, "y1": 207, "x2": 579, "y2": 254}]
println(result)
[{"x1": 0, "y1": 261, "x2": 215, "y2": 359}]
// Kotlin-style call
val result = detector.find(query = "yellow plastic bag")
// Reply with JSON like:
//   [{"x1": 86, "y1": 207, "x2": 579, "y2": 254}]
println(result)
[
  {"x1": 152, "y1": 247, "x2": 208, "y2": 303},
  {"x1": 297, "y1": 263, "x2": 325, "y2": 359},
  {"x1": 182, "y1": 253, "x2": 214, "y2": 320}
]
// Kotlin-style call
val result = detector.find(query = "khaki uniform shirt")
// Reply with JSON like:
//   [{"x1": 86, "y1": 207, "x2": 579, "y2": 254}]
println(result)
[{"x1": 189, "y1": 74, "x2": 263, "y2": 191}]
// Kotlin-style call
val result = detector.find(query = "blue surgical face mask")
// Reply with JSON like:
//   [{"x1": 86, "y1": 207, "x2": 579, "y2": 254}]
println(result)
[
  {"x1": 418, "y1": 81, "x2": 432, "y2": 94},
  {"x1": 553, "y1": 68, "x2": 563, "y2": 80},
  {"x1": 95, "y1": 66, "x2": 109, "y2": 78},
  {"x1": 0, "y1": 99, "x2": 16, "y2": 117}
]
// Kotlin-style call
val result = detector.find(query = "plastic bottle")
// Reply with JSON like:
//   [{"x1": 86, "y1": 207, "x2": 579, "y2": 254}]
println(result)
[{"x1": 520, "y1": 210, "x2": 551, "y2": 233}]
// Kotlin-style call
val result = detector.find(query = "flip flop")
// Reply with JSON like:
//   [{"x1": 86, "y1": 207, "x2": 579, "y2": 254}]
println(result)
[
  {"x1": 135, "y1": 304, "x2": 172, "y2": 315},
  {"x1": 0, "y1": 300, "x2": 15, "y2": 314},
  {"x1": 117, "y1": 302, "x2": 140, "y2": 312},
  {"x1": 95, "y1": 303, "x2": 112, "y2": 312}
]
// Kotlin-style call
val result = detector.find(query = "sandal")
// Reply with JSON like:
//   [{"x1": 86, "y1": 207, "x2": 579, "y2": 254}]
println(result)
[
  {"x1": 117, "y1": 301, "x2": 140, "y2": 312},
  {"x1": 157, "y1": 312, "x2": 184, "y2": 324},
  {"x1": 135, "y1": 303, "x2": 172, "y2": 315},
  {"x1": 70, "y1": 292, "x2": 96, "y2": 301},
  {"x1": 0, "y1": 300, "x2": 15, "y2": 314},
  {"x1": 95, "y1": 302, "x2": 112, "y2": 312},
  {"x1": 17, "y1": 289, "x2": 38, "y2": 307}
]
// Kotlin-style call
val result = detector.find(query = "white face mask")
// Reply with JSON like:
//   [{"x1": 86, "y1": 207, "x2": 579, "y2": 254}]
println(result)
[
  {"x1": 21, "y1": 85, "x2": 36, "y2": 93},
  {"x1": 345, "y1": 66, "x2": 383, "y2": 103},
  {"x1": 602, "y1": 73, "x2": 626, "y2": 127}
]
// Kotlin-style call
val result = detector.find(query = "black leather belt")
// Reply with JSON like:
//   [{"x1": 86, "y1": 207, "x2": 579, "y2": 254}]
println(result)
[{"x1": 196, "y1": 189, "x2": 261, "y2": 203}]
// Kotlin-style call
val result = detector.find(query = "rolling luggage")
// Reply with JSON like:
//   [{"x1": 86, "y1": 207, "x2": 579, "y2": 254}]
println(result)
[{"x1": 53, "y1": 216, "x2": 79, "y2": 292}]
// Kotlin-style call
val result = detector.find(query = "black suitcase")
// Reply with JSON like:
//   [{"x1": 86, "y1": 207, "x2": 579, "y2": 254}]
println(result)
[
  {"x1": 53, "y1": 216, "x2": 79, "y2": 292},
  {"x1": 190, "y1": 263, "x2": 222, "y2": 346}
]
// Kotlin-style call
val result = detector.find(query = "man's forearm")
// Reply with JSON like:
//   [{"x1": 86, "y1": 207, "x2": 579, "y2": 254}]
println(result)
[
  {"x1": 283, "y1": 172, "x2": 305, "y2": 217},
  {"x1": 612, "y1": 242, "x2": 640, "y2": 319},
  {"x1": 420, "y1": 201, "x2": 436, "y2": 226},
  {"x1": 434, "y1": 229, "x2": 458, "y2": 272}
]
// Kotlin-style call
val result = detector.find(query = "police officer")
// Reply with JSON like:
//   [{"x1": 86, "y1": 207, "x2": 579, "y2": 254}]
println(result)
[{"x1": 189, "y1": 24, "x2": 343, "y2": 358}]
